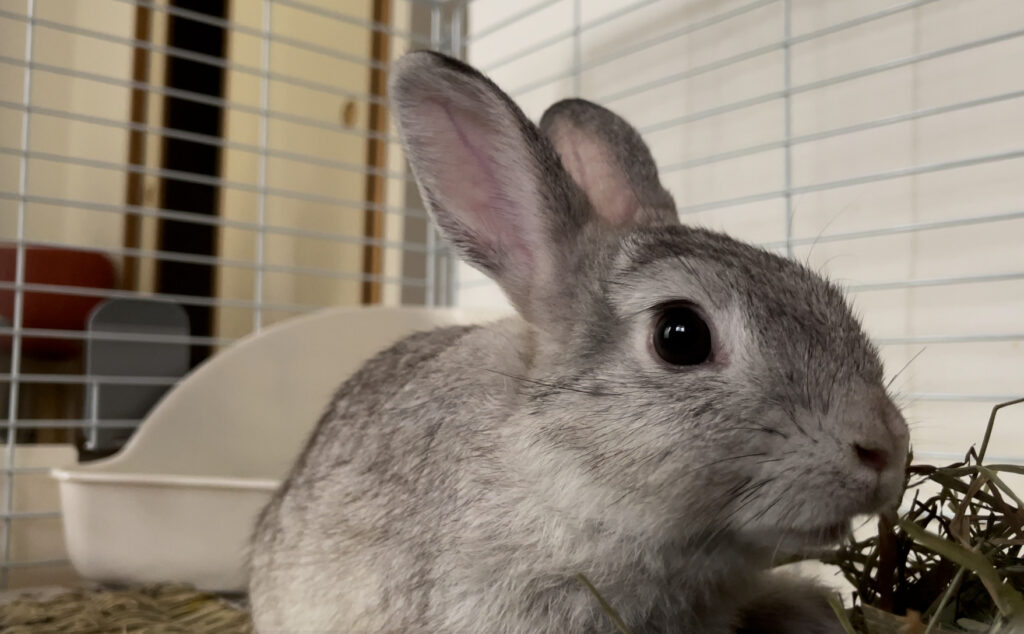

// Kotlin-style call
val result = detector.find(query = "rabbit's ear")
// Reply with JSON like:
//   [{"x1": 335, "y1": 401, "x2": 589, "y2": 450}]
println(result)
[
  {"x1": 540, "y1": 99, "x2": 678, "y2": 227},
  {"x1": 389, "y1": 52, "x2": 588, "y2": 320}
]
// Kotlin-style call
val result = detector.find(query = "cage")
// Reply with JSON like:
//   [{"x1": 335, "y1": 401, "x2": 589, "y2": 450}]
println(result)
[
  {"x1": 0, "y1": 0, "x2": 1022, "y2": 628},
  {"x1": 0, "y1": 0, "x2": 464, "y2": 591}
]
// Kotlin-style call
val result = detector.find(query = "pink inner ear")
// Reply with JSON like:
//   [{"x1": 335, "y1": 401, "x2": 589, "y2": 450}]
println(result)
[
  {"x1": 552, "y1": 125, "x2": 638, "y2": 226},
  {"x1": 417, "y1": 99, "x2": 539, "y2": 278}
]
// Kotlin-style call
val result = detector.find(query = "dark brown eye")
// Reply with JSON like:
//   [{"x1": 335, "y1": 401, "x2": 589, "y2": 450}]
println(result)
[{"x1": 653, "y1": 305, "x2": 712, "y2": 366}]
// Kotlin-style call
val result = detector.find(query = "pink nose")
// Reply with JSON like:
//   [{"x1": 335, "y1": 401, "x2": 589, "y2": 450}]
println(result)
[{"x1": 854, "y1": 443, "x2": 889, "y2": 473}]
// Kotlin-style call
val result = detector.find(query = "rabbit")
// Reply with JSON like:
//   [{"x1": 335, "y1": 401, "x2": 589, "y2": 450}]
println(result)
[{"x1": 248, "y1": 50, "x2": 909, "y2": 633}]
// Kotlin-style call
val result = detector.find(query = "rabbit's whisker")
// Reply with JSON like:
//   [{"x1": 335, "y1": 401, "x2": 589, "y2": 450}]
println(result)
[
  {"x1": 725, "y1": 476, "x2": 754, "y2": 497},
  {"x1": 750, "y1": 491, "x2": 786, "y2": 527},
  {"x1": 692, "y1": 506, "x2": 744, "y2": 553},
  {"x1": 823, "y1": 363, "x2": 843, "y2": 421},
  {"x1": 885, "y1": 347, "x2": 927, "y2": 391},
  {"x1": 783, "y1": 411, "x2": 815, "y2": 443},
  {"x1": 736, "y1": 479, "x2": 775, "y2": 511},
  {"x1": 691, "y1": 477, "x2": 778, "y2": 558}
]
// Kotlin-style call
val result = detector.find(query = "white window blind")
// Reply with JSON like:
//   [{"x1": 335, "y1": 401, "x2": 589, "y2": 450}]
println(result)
[{"x1": 461, "y1": 0, "x2": 1024, "y2": 467}]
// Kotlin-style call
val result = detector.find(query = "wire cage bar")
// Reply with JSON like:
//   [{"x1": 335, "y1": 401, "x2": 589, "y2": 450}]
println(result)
[
  {"x1": 0, "y1": 0, "x2": 461, "y2": 587},
  {"x1": 1, "y1": 0, "x2": 1022, "y2": 591}
]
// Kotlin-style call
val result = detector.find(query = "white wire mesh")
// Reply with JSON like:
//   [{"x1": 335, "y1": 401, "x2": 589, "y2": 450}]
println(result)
[
  {"x1": 1, "y1": 0, "x2": 1022, "y2": 592},
  {"x1": 0, "y1": 0, "x2": 458, "y2": 588}
]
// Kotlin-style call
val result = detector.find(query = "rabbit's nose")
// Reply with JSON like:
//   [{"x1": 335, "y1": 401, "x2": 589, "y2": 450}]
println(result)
[{"x1": 853, "y1": 442, "x2": 889, "y2": 473}]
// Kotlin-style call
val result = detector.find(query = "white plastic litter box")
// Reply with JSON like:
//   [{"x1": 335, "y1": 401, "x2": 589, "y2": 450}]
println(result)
[{"x1": 52, "y1": 306, "x2": 504, "y2": 592}]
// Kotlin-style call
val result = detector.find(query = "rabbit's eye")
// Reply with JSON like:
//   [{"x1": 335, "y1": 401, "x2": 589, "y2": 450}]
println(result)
[{"x1": 653, "y1": 305, "x2": 712, "y2": 366}]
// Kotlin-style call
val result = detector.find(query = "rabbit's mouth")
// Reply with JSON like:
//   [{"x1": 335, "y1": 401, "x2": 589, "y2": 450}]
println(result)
[{"x1": 754, "y1": 519, "x2": 852, "y2": 553}]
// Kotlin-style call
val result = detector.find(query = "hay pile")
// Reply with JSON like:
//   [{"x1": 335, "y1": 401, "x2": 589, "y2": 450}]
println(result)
[
  {"x1": 0, "y1": 583, "x2": 252, "y2": 633},
  {"x1": 825, "y1": 398, "x2": 1024, "y2": 633}
]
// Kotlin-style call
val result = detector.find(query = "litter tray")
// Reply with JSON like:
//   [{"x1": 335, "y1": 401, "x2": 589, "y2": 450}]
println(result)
[{"x1": 52, "y1": 306, "x2": 503, "y2": 592}]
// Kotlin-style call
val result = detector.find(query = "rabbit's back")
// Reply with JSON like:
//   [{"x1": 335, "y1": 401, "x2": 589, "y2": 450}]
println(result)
[{"x1": 249, "y1": 319, "x2": 522, "y2": 631}]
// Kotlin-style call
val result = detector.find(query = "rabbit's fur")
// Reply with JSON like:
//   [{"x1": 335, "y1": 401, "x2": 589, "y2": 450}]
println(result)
[{"x1": 249, "y1": 51, "x2": 909, "y2": 633}]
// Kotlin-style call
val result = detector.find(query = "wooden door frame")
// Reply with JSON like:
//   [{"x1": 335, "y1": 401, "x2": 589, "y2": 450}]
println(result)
[{"x1": 361, "y1": 0, "x2": 393, "y2": 305}]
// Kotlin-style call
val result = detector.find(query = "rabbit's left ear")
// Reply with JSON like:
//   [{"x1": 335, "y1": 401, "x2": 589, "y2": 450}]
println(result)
[
  {"x1": 540, "y1": 99, "x2": 678, "y2": 227},
  {"x1": 389, "y1": 52, "x2": 591, "y2": 324}
]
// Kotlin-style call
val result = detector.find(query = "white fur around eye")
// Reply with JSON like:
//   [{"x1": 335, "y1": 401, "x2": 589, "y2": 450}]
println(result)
[
  {"x1": 626, "y1": 304, "x2": 749, "y2": 375},
  {"x1": 611, "y1": 256, "x2": 751, "y2": 372}
]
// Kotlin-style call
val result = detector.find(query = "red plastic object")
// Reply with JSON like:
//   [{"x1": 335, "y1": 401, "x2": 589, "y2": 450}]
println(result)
[{"x1": 0, "y1": 245, "x2": 117, "y2": 360}]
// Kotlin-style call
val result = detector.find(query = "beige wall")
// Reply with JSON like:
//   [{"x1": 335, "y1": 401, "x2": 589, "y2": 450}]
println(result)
[
  {"x1": 0, "y1": 0, "x2": 134, "y2": 272},
  {"x1": 218, "y1": 0, "x2": 410, "y2": 340},
  {"x1": 2, "y1": 0, "x2": 418, "y2": 340}
]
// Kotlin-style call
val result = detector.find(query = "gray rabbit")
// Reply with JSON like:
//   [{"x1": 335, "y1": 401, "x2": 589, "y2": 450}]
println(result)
[{"x1": 249, "y1": 51, "x2": 909, "y2": 633}]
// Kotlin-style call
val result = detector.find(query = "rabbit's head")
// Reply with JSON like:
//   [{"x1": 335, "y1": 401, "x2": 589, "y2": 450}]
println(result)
[{"x1": 390, "y1": 52, "x2": 909, "y2": 555}]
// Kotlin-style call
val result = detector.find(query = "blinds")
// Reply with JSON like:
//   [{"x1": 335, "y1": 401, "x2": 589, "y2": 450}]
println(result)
[{"x1": 461, "y1": 0, "x2": 1024, "y2": 465}]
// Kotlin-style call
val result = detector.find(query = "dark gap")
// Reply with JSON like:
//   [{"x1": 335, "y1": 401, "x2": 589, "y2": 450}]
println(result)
[{"x1": 155, "y1": 0, "x2": 228, "y2": 366}]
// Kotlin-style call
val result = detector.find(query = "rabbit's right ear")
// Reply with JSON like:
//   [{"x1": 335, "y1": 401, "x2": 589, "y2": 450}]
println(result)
[
  {"x1": 540, "y1": 99, "x2": 678, "y2": 227},
  {"x1": 389, "y1": 52, "x2": 587, "y2": 322}
]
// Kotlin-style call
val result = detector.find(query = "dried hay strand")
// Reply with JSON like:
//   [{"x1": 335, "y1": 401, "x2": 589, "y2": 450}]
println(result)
[
  {"x1": 825, "y1": 398, "x2": 1024, "y2": 633},
  {"x1": 0, "y1": 582, "x2": 252, "y2": 633}
]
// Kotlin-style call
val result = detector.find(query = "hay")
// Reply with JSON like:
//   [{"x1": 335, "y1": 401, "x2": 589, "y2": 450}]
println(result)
[
  {"x1": 0, "y1": 583, "x2": 252, "y2": 633},
  {"x1": 824, "y1": 398, "x2": 1024, "y2": 633}
]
